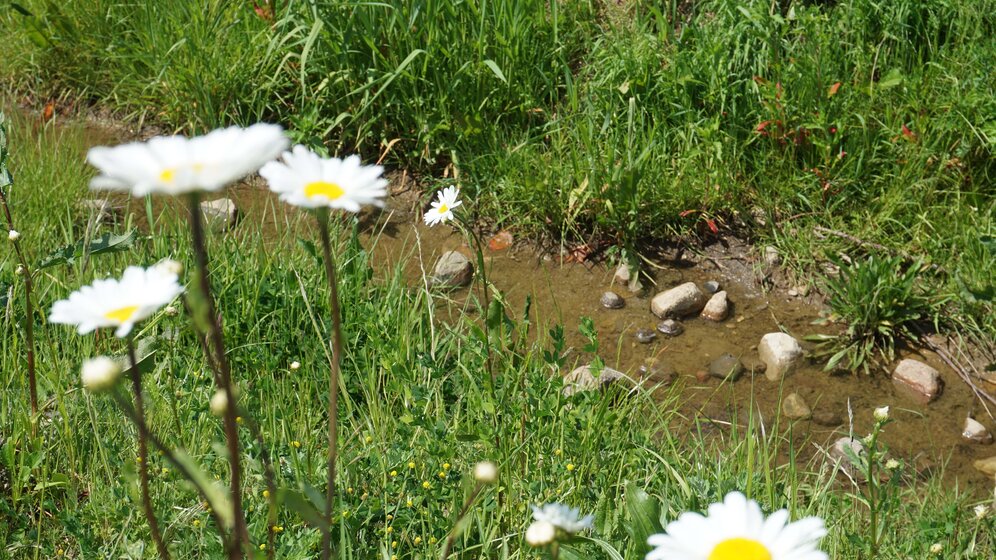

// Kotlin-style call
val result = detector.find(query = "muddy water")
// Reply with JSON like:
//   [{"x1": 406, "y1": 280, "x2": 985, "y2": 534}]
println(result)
[{"x1": 94, "y1": 166, "x2": 996, "y2": 489}]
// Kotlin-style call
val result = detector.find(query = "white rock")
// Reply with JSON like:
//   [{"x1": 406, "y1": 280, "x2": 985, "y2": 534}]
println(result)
[
  {"x1": 963, "y1": 417, "x2": 993, "y2": 444},
  {"x1": 829, "y1": 437, "x2": 865, "y2": 477},
  {"x1": 650, "y1": 282, "x2": 706, "y2": 319},
  {"x1": 613, "y1": 263, "x2": 631, "y2": 284},
  {"x1": 200, "y1": 198, "x2": 238, "y2": 231},
  {"x1": 759, "y1": 333, "x2": 804, "y2": 381},
  {"x1": 430, "y1": 251, "x2": 473, "y2": 288},
  {"x1": 892, "y1": 359, "x2": 943, "y2": 404},
  {"x1": 701, "y1": 290, "x2": 729, "y2": 321},
  {"x1": 562, "y1": 365, "x2": 632, "y2": 397}
]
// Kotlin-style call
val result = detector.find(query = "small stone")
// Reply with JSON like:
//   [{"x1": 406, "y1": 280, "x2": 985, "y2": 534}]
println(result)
[
  {"x1": 613, "y1": 263, "x2": 631, "y2": 284},
  {"x1": 813, "y1": 410, "x2": 843, "y2": 427},
  {"x1": 694, "y1": 370, "x2": 710, "y2": 383},
  {"x1": 764, "y1": 246, "x2": 781, "y2": 267},
  {"x1": 829, "y1": 437, "x2": 865, "y2": 476},
  {"x1": 600, "y1": 291, "x2": 625, "y2": 309},
  {"x1": 200, "y1": 198, "x2": 238, "y2": 231},
  {"x1": 787, "y1": 288, "x2": 799, "y2": 297},
  {"x1": 701, "y1": 291, "x2": 729, "y2": 322},
  {"x1": 703, "y1": 280, "x2": 721, "y2": 294},
  {"x1": 974, "y1": 456, "x2": 996, "y2": 477},
  {"x1": 782, "y1": 393, "x2": 812, "y2": 420},
  {"x1": 656, "y1": 319, "x2": 684, "y2": 337},
  {"x1": 651, "y1": 282, "x2": 707, "y2": 319},
  {"x1": 759, "y1": 333, "x2": 804, "y2": 381},
  {"x1": 963, "y1": 417, "x2": 993, "y2": 444},
  {"x1": 430, "y1": 251, "x2": 474, "y2": 288},
  {"x1": 892, "y1": 359, "x2": 943, "y2": 405},
  {"x1": 638, "y1": 358, "x2": 677, "y2": 386},
  {"x1": 562, "y1": 364, "x2": 631, "y2": 397},
  {"x1": 708, "y1": 353, "x2": 744, "y2": 381},
  {"x1": 634, "y1": 329, "x2": 657, "y2": 344},
  {"x1": 742, "y1": 356, "x2": 767, "y2": 374}
]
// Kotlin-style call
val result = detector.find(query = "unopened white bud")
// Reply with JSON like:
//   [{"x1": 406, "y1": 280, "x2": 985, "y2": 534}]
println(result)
[
  {"x1": 525, "y1": 520, "x2": 556, "y2": 547},
  {"x1": 473, "y1": 461, "x2": 497, "y2": 483},
  {"x1": 290, "y1": 361, "x2": 301, "y2": 371},
  {"x1": 929, "y1": 543, "x2": 943, "y2": 554},
  {"x1": 164, "y1": 305, "x2": 179, "y2": 316},
  {"x1": 8, "y1": 230, "x2": 20, "y2": 242},
  {"x1": 885, "y1": 459, "x2": 900, "y2": 470},
  {"x1": 15, "y1": 264, "x2": 26, "y2": 276},
  {"x1": 156, "y1": 259, "x2": 183, "y2": 276},
  {"x1": 81, "y1": 356, "x2": 122, "y2": 392},
  {"x1": 974, "y1": 504, "x2": 989, "y2": 520},
  {"x1": 873, "y1": 406, "x2": 890, "y2": 422},
  {"x1": 210, "y1": 390, "x2": 229, "y2": 416}
]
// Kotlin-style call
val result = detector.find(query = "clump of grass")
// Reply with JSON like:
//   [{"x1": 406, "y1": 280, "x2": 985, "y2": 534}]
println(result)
[{"x1": 809, "y1": 255, "x2": 942, "y2": 374}]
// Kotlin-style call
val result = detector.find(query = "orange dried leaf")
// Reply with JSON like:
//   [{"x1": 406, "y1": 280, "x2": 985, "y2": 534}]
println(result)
[{"x1": 828, "y1": 82, "x2": 841, "y2": 97}]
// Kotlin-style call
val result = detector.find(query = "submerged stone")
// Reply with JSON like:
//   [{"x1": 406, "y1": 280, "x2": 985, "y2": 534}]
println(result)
[
  {"x1": 431, "y1": 251, "x2": 473, "y2": 288},
  {"x1": 600, "y1": 291, "x2": 625, "y2": 309},
  {"x1": 782, "y1": 392, "x2": 812, "y2": 420},
  {"x1": 651, "y1": 282, "x2": 706, "y2": 319},
  {"x1": 708, "y1": 353, "x2": 743, "y2": 381},
  {"x1": 656, "y1": 319, "x2": 684, "y2": 337},
  {"x1": 892, "y1": 359, "x2": 943, "y2": 405},
  {"x1": 759, "y1": 333, "x2": 804, "y2": 381}
]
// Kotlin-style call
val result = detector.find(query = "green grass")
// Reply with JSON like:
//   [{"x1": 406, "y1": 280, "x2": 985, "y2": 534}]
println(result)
[
  {"x1": 0, "y1": 104, "x2": 994, "y2": 558},
  {"x1": 3, "y1": 0, "x2": 990, "y2": 343},
  {"x1": 1, "y1": 0, "x2": 996, "y2": 557}
]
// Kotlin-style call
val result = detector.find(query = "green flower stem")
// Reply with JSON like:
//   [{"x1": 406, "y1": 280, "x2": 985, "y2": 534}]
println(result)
[
  {"x1": 186, "y1": 193, "x2": 250, "y2": 560},
  {"x1": 440, "y1": 481, "x2": 485, "y2": 559},
  {"x1": 454, "y1": 216, "x2": 494, "y2": 387},
  {"x1": 315, "y1": 209, "x2": 343, "y2": 560},
  {"x1": 867, "y1": 424, "x2": 883, "y2": 557},
  {"x1": 0, "y1": 190, "x2": 38, "y2": 421},
  {"x1": 126, "y1": 336, "x2": 170, "y2": 560}
]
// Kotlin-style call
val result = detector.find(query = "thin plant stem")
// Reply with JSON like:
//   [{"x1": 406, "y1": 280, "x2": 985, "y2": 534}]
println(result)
[
  {"x1": 316, "y1": 209, "x2": 343, "y2": 560},
  {"x1": 186, "y1": 193, "x2": 250, "y2": 560},
  {"x1": 440, "y1": 482, "x2": 484, "y2": 559},
  {"x1": 108, "y1": 389, "x2": 230, "y2": 537},
  {"x1": 126, "y1": 336, "x2": 171, "y2": 560},
  {"x1": 1, "y1": 190, "x2": 38, "y2": 421},
  {"x1": 455, "y1": 217, "x2": 494, "y2": 385}
]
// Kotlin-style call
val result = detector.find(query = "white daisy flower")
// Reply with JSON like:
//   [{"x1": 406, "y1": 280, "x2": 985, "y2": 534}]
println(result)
[
  {"x1": 80, "y1": 356, "x2": 123, "y2": 392},
  {"x1": 49, "y1": 265, "x2": 184, "y2": 338},
  {"x1": 646, "y1": 492, "x2": 827, "y2": 560},
  {"x1": 87, "y1": 123, "x2": 288, "y2": 196},
  {"x1": 259, "y1": 145, "x2": 387, "y2": 211},
  {"x1": 423, "y1": 185, "x2": 462, "y2": 226},
  {"x1": 525, "y1": 520, "x2": 556, "y2": 547},
  {"x1": 531, "y1": 503, "x2": 594, "y2": 535}
]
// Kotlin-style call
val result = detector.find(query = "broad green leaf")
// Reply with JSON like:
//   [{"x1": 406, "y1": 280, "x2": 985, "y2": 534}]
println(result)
[
  {"x1": 38, "y1": 230, "x2": 138, "y2": 269},
  {"x1": 280, "y1": 488, "x2": 329, "y2": 532},
  {"x1": 483, "y1": 59, "x2": 507, "y2": 84},
  {"x1": 625, "y1": 482, "x2": 663, "y2": 557},
  {"x1": 877, "y1": 68, "x2": 903, "y2": 89},
  {"x1": 172, "y1": 448, "x2": 234, "y2": 529}
]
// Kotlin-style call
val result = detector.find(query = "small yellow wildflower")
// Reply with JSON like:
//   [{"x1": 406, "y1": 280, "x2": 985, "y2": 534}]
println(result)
[
  {"x1": 437, "y1": 471, "x2": 446, "y2": 479},
  {"x1": 386, "y1": 526, "x2": 393, "y2": 534},
  {"x1": 193, "y1": 519, "x2": 200, "y2": 527},
  {"x1": 161, "y1": 467, "x2": 169, "y2": 475},
  {"x1": 392, "y1": 540, "x2": 398, "y2": 548},
  {"x1": 365, "y1": 435, "x2": 373, "y2": 444},
  {"x1": 390, "y1": 470, "x2": 398, "y2": 477},
  {"x1": 422, "y1": 481, "x2": 431, "y2": 489},
  {"x1": 408, "y1": 461, "x2": 416, "y2": 469},
  {"x1": 272, "y1": 525, "x2": 284, "y2": 533},
  {"x1": 566, "y1": 463, "x2": 575, "y2": 472},
  {"x1": 443, "y1": 462, "x2": 451, "y2": 470},
  {"x1": 262, "y1": 489, "x2": 270, "y2": 499},
  {"x1": 342, "y1": 509, "x2": 351, "y2": 518},
  {"x1": 361, "y1": 492, "x2": 369, "y2": 500},
  {"x1": 347, "y1": 487, "x2": 354, "y2": 494},
  {"x1": 414, "y1": 536, "x2": 422, "y2": 545},
  {"x1": 292, "y1": 440, "x2": 301, "y2": 449},
  {"x1": 259, "y1": 543, "x2": 266, "y2": 551},
  {"x1": 429, "y1": 537, "x2": 437, "y2": 544},
  {"x1": 554, "y1": 449, "x2": 562, "y2": 456},
  {"x1": 387, "y1": 514, "x2": 394, "y2": 521},
  {"x1": 236, "y1": 416, "x2": 243, "y2": 424},
  {"x1": 407, "y1": 500, "x2": 414, "y2": 507}
]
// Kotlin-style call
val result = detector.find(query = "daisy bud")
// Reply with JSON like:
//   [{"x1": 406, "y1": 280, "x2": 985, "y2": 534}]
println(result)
[
  {"x1": 929, "y1": 543, "x2": 943, "y2": 554},
  {"x1": 156, "y1": 259, "x2": 183, "y2": 276},
  {"x1": 15, "y1": 265, "x2": 26, "y2": 276},
  {"x1": 873, "y1": 406, "x2": 889, "y2": 422},
  {"x1": 81, "y1": 356, "x2": 123, "y2": 392},
  {"x1": 164, "y1": 305, "x2": 179, "y2": 316},
  {"x1": 473, "y1": 461, "x2": 497, "y2": 483},
  {"x1": 290, "y1": 361, "x2": 301, "y2": 371},
  {"x1": 210, "y1": 390, "x2": 229, "y2": 416},
  {"x1": 525, "y1": 520, "x2": 556, "y2": 547},
  {"x1": 8, "y1": 229, "x2": 20, "y2": 242},
  {"x1": 885, "y1": 459, "x2": 900, "y2": 470}
]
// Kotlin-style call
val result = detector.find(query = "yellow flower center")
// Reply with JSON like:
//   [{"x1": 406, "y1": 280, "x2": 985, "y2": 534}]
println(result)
[
  {"x1": 708, "y1": 538, "x2": 772, "y2": 560},
  {"x1": 105, "y1": 305, "x2": 139, "y2": 323},
  {"x1": 160, "y1": 168, "x2": 176, "y2": 183},
  {"x1": 304, "y1": 181, "x2": 345, "y2": 200},
  {"x1": 438, "y1": 203, "x2": 448, "y2": 214}
]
